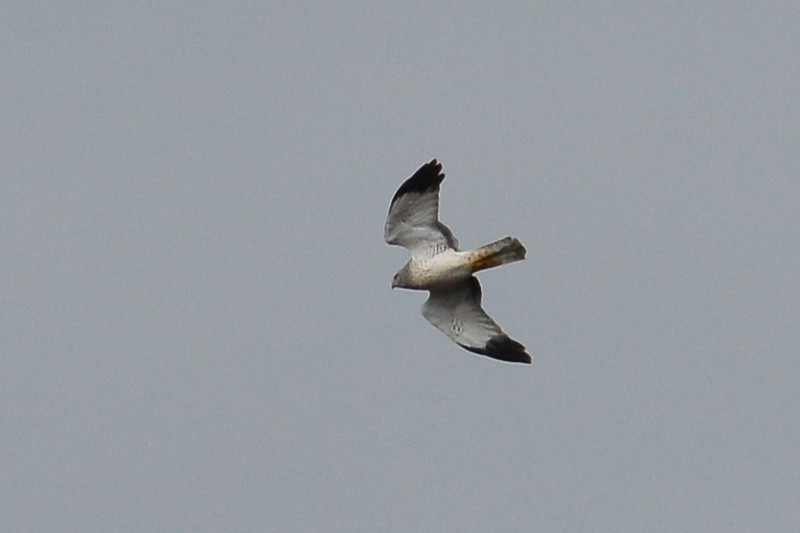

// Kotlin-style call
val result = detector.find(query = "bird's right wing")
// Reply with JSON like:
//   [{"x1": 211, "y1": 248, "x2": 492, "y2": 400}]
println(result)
[{"x1": 422, "y1": 277, "x2": 531, "y2": 364}]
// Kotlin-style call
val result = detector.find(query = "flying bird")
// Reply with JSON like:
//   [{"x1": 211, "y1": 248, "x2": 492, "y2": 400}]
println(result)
[{"x1": 385, "y1": 159, "x2": 531, "y2": 364}]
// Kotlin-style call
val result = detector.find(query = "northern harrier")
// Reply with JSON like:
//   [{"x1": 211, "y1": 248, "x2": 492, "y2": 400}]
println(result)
[{"x1": 385, "y1": 159, "x2": 531, "y2": 364}]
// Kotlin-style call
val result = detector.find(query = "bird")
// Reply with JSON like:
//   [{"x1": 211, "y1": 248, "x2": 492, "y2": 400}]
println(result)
[{"x1": 385, "y1": 159, "x2": 531, "y2": 364}]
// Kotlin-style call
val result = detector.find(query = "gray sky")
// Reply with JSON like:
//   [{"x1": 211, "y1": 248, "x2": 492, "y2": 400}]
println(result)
[{"x1": 3, "y1": 3, "x2": 799, "y2": 531}]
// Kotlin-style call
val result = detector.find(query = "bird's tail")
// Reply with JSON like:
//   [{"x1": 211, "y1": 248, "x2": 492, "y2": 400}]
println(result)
[{"x1": 469, "y1": 237, "x2": 526, "y2": 272}]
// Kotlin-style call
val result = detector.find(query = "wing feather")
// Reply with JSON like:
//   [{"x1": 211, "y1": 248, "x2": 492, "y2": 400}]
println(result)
[
  {"x1": 384, "y1": 159, "x2": 458, "y2": 257},
  {"x1": 421, "y1": 277, "x2": 531, "y2": 364}
]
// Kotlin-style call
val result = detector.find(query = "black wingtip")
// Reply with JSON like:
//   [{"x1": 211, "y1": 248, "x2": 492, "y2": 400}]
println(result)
[
  {"x1": 390, "y1": 159, "x2": 445, "y2": 207},
  {"x1": 461, "y1": 335, "x2": 532, "y2": 364}
]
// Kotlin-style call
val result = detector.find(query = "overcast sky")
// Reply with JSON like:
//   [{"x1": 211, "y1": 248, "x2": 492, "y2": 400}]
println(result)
[{"x1": 3, "y1": 3, "x2": 799, "y2": 531}]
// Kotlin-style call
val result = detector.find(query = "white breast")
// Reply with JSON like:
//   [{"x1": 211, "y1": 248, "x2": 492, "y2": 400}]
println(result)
[{"x1": 409, "y1": 250, "x2": 473, "y2": 289}]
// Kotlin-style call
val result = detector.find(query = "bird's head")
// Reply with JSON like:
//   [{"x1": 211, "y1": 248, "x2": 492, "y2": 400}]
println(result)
[{"x1": 391, "y1": 265, "x2": 410, "y2": 289}]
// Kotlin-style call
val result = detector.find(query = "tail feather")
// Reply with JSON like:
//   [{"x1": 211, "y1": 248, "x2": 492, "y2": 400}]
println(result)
[{"x1": 470, "y1": 237, "x2": 526, "y2": 271}]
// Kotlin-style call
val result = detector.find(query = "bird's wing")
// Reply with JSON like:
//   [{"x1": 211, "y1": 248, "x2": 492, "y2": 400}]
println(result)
[
  {"x1": 422, "y1": 277, "x2": 531, "y2": 364},
  {"x1": 384, "y1": 159, "x2": 458, "y2": 258}
]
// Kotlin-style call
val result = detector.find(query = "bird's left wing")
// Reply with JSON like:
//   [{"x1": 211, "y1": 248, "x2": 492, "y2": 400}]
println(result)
[
  {"x1": 384, "y1": 159, "x2": 458, "y2": 258},
  {"x1": 422, "y1": 277, "x2": 531, "y2": 364}
]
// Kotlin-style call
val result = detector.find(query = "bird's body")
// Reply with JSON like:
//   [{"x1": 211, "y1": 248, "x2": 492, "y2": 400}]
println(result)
[
  {"x1": 393, "y1": 238, "x2": 526, "y2": 290},
  {"x1": 385, "y1": 159, "x2": 531, "y2": 364},
  {"x1": 394, "y1": 249, "x2": 470, "y2": 290}
]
